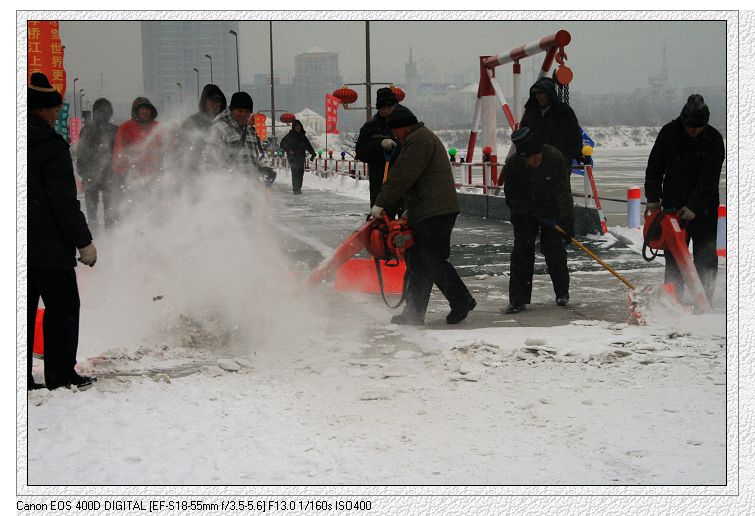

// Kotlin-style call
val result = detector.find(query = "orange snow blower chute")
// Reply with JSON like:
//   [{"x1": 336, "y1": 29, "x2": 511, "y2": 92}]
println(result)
[
  {"x1": 305, "y1": 214, "x2": 413, "y2": 291},
  {"x1": 641, "y1": 209, "x2": 712, "y2": 313}
]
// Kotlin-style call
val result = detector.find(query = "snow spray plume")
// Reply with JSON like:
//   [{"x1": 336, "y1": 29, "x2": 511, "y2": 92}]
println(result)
[{"x1": 78, "y1": 120, "x2": 322, "y2": 359}]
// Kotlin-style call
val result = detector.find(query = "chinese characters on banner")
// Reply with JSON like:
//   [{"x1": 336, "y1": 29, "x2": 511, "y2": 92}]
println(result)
[
  {"x1": 254, "y1": 113, "x2": 267, "y2": 141},
  {"x1": 325, "y1": 94, "x2": 342, "y2": 134},
  {"x1": 27, "y1": 21, "x2": 66, "y2": 99},
  {"x1": 69, "y1": 117, "x2": 82, "y2": 145}
]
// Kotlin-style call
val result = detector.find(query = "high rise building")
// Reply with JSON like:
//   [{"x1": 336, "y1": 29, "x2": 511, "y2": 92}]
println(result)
[
  {"x1": 405, "y1": 47, "x2": 418, "y2": 101},
  {"x1": 292, "y1": 47, "x2": 343, "y2": 116},
  {"x1": 141, "y1": 21, "x2": 239, "y2": 118}
]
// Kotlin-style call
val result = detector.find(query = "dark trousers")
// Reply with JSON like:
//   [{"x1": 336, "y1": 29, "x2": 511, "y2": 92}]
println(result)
[
  {"x1": 509, "y1": 214, "x2": 569, "y2": 304},
  {"x1": 290, "y1": 161, "x2": 305, "y2": 192},
  {"x1": 403, "y1": 214, "x2": 474, "y2": 319},
  {"x1": 27, "y1": 269, "x2": 81, "y2": 388},
  {"x1": 665, "y1": 214, "x2": 718, "y2": 302},
  {"x1": 83, "y1": 176, "x2": 114, "y2": 228},
  {"x1": 368, "y1": 164, "x2": 403, "y2": 219}
]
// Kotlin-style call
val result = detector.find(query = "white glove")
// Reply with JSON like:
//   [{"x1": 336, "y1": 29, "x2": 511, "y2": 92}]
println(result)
[
  {"x1": 370, "y1": 205, "x2": 385, "y2": 220},
  {"x1": 381, "y1": 139, "x2": 397, "y2": 151},
  {"x1": 644, "y1": 201, "x2": 661, "y2": 218},
  {"x1": 678, "y1": 206, "x2": 696, "y2": 221},
  {"x1": 77, "y1": 242, "x2": 97, "y2": 267}
]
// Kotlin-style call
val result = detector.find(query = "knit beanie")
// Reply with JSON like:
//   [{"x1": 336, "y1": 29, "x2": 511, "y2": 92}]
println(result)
[
  {"x1": 229, "y1": 92, "x2": 253, "y2": 111},
  {"x1": 680, "y1": 94, "x2": 710, "y2": 128},
  {"x1": 511, "y1": 127, "x2": 543, "y2": 157},
  {"x1": 386, "y1": 104, "x2": 419, "y2": 129}
]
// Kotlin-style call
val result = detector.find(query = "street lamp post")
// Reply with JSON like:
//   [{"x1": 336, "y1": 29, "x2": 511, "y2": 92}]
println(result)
[
  {"x1": 205, "y1": 54, "x2": 213, "y2": 84},
  {"x1": 365, "y1": 21, "x2": 372, "y2": 122},
  {"x1": 269, "y1": 21, "x2": 276, "y2": 139},
  {"x1": 72, "y1": 77, "x2": 79, "y2": 119},
  {"x1": 79, "y1": 89, "x2": 84, "y2": 120},
  {"x1": 193, "y1": 67, "x2": 200, "y2": 102},
  {"x1": 229, "y1": 30, "x2": 240, "y2": 92},
  {"x1": 176, "y1": 82, "x2": 182, "y2": 107}
]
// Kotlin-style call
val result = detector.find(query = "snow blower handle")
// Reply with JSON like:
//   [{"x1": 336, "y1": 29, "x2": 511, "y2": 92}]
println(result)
[{"x1": 541, "y1": 218, "x2": 637, "y2": 291}]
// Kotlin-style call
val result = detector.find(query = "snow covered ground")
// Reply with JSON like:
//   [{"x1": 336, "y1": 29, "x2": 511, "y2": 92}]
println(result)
[{"x1": 25, "y1": 164, "x2": 727, "y2": 486}]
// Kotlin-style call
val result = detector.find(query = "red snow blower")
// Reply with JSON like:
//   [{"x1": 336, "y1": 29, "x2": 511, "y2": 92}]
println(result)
[
  {"x1": 639, "y1": 209, "x2": 712, "y2": 314},
  {"x1": 306, "y1": 214, "x2": 413, "y2": 307}
]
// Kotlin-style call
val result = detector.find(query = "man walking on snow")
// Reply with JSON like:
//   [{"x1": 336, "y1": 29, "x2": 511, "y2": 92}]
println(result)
[{"x1": 371, "y1": 104, "x2": 476, "y2": 326}]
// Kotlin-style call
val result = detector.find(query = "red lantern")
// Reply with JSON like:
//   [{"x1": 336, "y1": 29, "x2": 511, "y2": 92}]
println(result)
[
  {"x1": 391, "y1": 86, "x2": 406, "y2": 102},
  {"x1": 333, "y1": 87, "x2": 358, "y2": 105},
  {"x1": 279, "y1": 112, "x2": 295, "y2": 124},
  {"x1": 482, "y1": 146, "x2": 492, "y2": 155}
]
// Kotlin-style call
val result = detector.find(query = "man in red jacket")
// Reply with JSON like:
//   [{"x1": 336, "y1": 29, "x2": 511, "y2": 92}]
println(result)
[{"x1": 112, "y1": 97, "x2": 164, "y2": 219}]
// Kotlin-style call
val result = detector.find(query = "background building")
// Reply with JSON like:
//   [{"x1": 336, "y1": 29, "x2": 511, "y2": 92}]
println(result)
[{"x1": 141, "y1": 21, "x2": 239, "y2": 119}]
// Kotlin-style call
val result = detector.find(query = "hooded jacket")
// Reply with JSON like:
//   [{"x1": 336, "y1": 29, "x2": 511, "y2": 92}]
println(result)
[
  {"x1": 374, "y1": 123, "x2": 460, "y2": 226},
  {"x1": 180, "y1": 85, "x2": 227, "y2": 173},
  {"x1": 28, "y1": 114, "x2": 93, "y2": 269},
  {"x1": 112, "y1": 97, "x2": 163, "y2": 176},
  {"x1": 279, "y1": 120, "x2": 316, "y2": 166},
  {"x1": 77, "y1": 98, "x2": 118, "y2": 183},
  {"x1": 519, "y1": 77, "x2": 583, "y2": 164},
  {"x1": 644, "y1": 118, "x2": 725, "y2": 218}
]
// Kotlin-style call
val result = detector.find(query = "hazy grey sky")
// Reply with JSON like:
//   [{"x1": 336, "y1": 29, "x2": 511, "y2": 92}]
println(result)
[{"x1": 58, "y1": 18, "x2": 726, "y2": 106}]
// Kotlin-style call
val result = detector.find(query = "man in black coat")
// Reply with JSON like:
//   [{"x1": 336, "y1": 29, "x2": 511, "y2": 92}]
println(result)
[
  {"x1": 519, "y1": 77, "x2": 583, "y2": 165},
  {"x1": 28, "y1": 73, "x2": 97, "y2": 390},
  {"x1": 355, "y1": 87, "x2": 403, "y2": 218},
  {"x1": 503, "y1": 127, "x2": 574, "y2": 314},
  {"x1": 179, "y1": 84, "x2": 227, "y2": 176},
  {"x1": 77, "y1": 97, "x2": 118, "y2": 228},
  {"x1": 279, "y1": 119, "x2": 316, "y2": 194},
  {"x1": 644, "y1": 94, "x2": 725, "y2": 303}
]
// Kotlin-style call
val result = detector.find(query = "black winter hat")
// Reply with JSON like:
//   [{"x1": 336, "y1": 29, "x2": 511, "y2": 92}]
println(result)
[
  {"x1": 28, "y1": 72, "x2": 63, "y2": 109},
  {"x1": 680, "y1": 94, "x2": 710, "y2": 128},
  {"x1": 386, "y1": 104, "x2": 419, "y2": 129},
  {"x1": 375, "y1": 87, "x2": 398, "y2": 108},
  {"x1": 229, "y1": 92, "x2": 253, "y2": 111},
  {"x1": 511, "y1": 127, "x2": 543, "y2": 157},
  {"x1": 92, "y1": 98, "x2": 113, "y2": 121}
]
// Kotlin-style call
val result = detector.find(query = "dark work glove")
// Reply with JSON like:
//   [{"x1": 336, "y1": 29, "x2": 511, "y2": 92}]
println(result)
[
  {"x1": 560, "y1": 220, "x2": 575, "y2": 244},
  {"x1": 309, "y1": 155, "x2": 315, "y2": 162}
]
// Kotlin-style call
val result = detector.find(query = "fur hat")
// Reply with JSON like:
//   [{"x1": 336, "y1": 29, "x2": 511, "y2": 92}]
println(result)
[
  {"x1": 375, "y1": 87, "x2": 398, "y2": 108},
  {"x1": 28, "y1": 72, "x2": 62, "y2": 109}
]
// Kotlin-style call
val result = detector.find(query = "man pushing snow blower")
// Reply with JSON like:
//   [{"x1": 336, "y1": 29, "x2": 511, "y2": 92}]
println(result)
[
  {"x1": 644, "y1": 94, "x2": 725, "y2": 306},
  {"x1": 371, "y1": 104, "x2": 476, "y2": 325}
]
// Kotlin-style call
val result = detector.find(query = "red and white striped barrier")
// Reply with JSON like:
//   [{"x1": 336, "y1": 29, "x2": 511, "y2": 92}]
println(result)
[{"x1": 482, "y1": 30, "x2": 571, "y2": 69}]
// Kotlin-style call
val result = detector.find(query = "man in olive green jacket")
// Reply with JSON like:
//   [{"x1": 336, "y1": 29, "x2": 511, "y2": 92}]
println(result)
[{"x1": 372, "y1": 104, "x2": 475, "y2": 325}]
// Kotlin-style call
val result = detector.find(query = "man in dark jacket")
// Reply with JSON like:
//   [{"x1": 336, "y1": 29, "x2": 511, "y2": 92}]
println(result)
[
  {"x1": 373, "y1": 104, "x2": 476, "y2": 325},
  {"x1": 644, "y1": 94, "x2": 725, "y2": 303},
  {"x1": 503, "y1": 127, "x2": 575, "y2": 314},
  {"x1": 180, "y1": 84, "x2": 226, "y2": 175},
  {"x1": 279, "y1": 119, "x2": 316, "y2": 194},
  {"x1": 519, "y1": 77, "x2": 583, "y2": 165},
  {"x1": 355, "y1": 87, "x2": 403, "y2": 218},
  {"x1": 76, "y1": 97, "x2": 118, "y2": 228},
  {"x1": 27, "y1": 73, "x2": 97, "y2": 390}
]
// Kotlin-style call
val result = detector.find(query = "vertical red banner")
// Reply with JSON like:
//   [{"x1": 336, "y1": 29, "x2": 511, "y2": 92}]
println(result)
[
  {"x1": 254, "y1": 113, "x2": 267, "y2": 141},
  {"x1": 28, "y1": 21, "x2": 66, "y2": 99},
  {"x1": 325, "y1": 94, "x2": 341, "y2": 134}
]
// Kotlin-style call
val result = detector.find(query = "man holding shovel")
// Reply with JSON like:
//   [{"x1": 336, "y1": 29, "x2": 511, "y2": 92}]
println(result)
[{"x1": 503, "y1": 127, "x2": 574, "y2": 314}]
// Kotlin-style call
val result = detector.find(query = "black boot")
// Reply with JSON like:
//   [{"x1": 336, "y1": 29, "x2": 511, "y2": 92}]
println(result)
[
  {"x1": 446, "y1": 299, "x2": 476, "y2": 324},
  {"x1": 502, "y1": 303, "x2": 526, "y2": 314},
  {"x1": 47, "y1": 373, "x2": 97, "y2": 390},
  {"x1": 556, "y1": 295, "x2": 569, "y2": 307}
]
